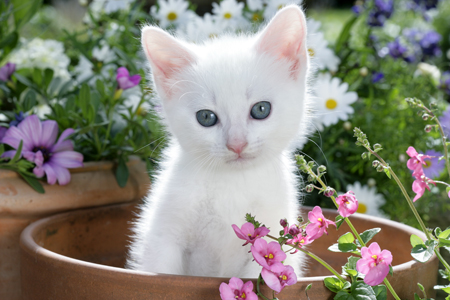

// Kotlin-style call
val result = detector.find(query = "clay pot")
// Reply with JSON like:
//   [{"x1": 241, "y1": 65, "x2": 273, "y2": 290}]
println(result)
[
  {"x1": 0, "y1": 157, "x2": 150, "y2": 300},
  {"x1": 20, "y1": 203, "x2": 438, "y2": 299}
]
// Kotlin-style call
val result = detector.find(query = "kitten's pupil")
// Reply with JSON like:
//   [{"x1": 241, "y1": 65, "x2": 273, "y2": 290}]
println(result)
[
  {"x1": 251, "y1": 101, "x2": 271, "y2": 120},
  {"x1": 196, "y1": 110, "x2": 218, "y2": 127}
]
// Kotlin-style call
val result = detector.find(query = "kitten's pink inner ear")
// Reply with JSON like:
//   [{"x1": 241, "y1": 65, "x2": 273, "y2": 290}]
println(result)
[
  {"x1": 141, "y1": 26, "x2": 195, "y2": 93},
  {"x1": 255, "y1": 6, "x2": 307, "y2": 76}
]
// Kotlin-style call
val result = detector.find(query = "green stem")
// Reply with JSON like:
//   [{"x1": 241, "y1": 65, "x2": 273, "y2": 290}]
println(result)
[
  {"x1": 435, "y1": 249, "x2": 450, "y2": 274},
  {"x1": 256, "y1": 274, "x2": 271, "y2": 300},
  {"x1": 267, "y1": 235, "x2": 347, "y2": 283},
  {"x1": 383, "y1": 278, "x2": 401, "y2": 300},
  {"x1": 367, "y1": 149, "x2": 432, "y2": 241}
]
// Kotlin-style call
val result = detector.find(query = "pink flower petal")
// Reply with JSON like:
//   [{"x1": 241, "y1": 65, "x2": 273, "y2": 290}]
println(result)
[
  {"x1": 261, "y1": 268, "x2": 282, "y2": 293},
  {"x1": 364, "y1": 263, "x2": 389, "y2": 286},
  {"x1": 219, "y1": 282, "x2": 235, "y2": 300}
]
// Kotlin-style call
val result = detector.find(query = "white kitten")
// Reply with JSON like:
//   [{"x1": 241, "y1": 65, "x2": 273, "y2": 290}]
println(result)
[{"x1": 127, "y1": 5, "x2": 311, "y2": 278}]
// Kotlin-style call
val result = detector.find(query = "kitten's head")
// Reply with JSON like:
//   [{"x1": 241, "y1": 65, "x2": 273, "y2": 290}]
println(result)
[{"x1": 142, "y1": 5, "x2": 310, "y2": 169}]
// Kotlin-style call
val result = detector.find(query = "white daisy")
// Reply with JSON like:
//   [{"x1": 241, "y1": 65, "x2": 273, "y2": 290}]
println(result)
[
  {"x1": 263, "y1": 0, "x2": 302, "y2": 20},
  {"x1": 307, "y1": 19, "x2": 340, "y2": 72},
  {"x1": 92, "y1": 41, "x2": 117, "y2": 63},
  {"x1": 180, "y1": 13, "x2": 227, "y2": 42},
  {"x1": 212, "y1": 0, "x2": 246, "y2": 30},
  {"x1": 313, "y1": 73, "x2": 357, "y2": 130},
  {"x1": 345, "y1": 182, "x2": 386, "y2": 218},
  {"x1": 34, "y1": 104, "x2": 52, "y2": 119},
  {"x1": 247, "y1": 0, "x2": 264, "y2": 11},
  {"x1": 151, "y1": 0, "x2": 194, "y2": 29},
  {"x1": 414, "y1": 62, "x2": 441, "y2": 86}
]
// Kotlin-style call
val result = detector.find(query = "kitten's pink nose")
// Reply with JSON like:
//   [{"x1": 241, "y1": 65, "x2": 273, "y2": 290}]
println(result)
[{"x1": 227, "y1": 142, "x2": 248, "y2": 155}]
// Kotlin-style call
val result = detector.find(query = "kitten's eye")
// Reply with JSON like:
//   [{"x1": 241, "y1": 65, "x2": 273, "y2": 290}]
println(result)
[
  {"x1": 250, "y1": 101, "x2": 271, "y2": 120},
  {"x1": 196, "y1": 110, "x2": 218, "y2": 127}
]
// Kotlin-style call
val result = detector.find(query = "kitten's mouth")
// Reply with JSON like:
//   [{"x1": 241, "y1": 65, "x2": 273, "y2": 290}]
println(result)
[{"x1": 226, "y1": 155, "x2": 255, "y2": 164}]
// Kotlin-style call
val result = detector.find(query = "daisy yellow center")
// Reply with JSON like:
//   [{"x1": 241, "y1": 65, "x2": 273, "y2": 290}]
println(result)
[
  {"x1": 209, "y1": 33, "x2": 217, "y2": 39},
  {"x1": 326, "y1": 99, "x2": 338, "y2": 110},
  {"x1": 356, "y1": 203, "x2": 367, "y2": 213},
  {"x1": 252, "y1": 13, "x2": 260, "y2": 22},
  {"x1": 308, "y1": 48, "x2": 315, "y2": 57},
  {"x1": 136, "y1": 105, "x2": 145, "y2": 116},
  {"x1": 277, "y1": 4, "x2": 285, "y2": 10},
  {"x1": 167, "y1": 12, "x2": 178, "y2": 21},
  {"x1": 224, "y1": 12, "x2": 232, "y2": 19},
  {"x1": 423, "y1": 160, "x2": 431, "y2": 169}
]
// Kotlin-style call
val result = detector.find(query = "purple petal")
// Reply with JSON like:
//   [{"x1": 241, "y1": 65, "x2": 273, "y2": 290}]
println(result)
[
  {"x1": 47, "y1": 163, "x2": 71, "y2": 185},
  {"x1": 130, "y1": 74, "x2": 141, "y2": 86},
  {"x1": 3, "y1": 126, "x2": 34, "y2": 151},
  {"x1": 42, "y1": 163, "x2": 57, "y2": 185},
  {"x1": 1, "y1": 150, "x2": 18, "y2": 159},
  {"x1": 50, "y1": 151, "x2": 83, "y2": 168},
  {"x1": 40, "y1": 120, "x2": 59, "y2": 148},
  {"x1": 116, "y1": 67, "x2": 129, "y2": 78},
  {"x1": 51, "y1": 128, "x2": 75, "y2": 153},
  {"x1": 34, "y1": 150, "x2": 44, "y2": 167},
  {"x1": 232, "y1": 224, "x2": 249, "y2": 241},
  {"x1": 18, "y1": 115, "x2": 42, "y2": 147},
  {"x1": 33, "y1": 165, "x2": 45, "y2": 178}
]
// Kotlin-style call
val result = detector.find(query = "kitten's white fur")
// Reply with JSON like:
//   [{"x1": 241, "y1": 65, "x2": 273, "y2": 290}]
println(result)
[{"x1": 127, "y1": 5, "x2": 312, "y2": 278}]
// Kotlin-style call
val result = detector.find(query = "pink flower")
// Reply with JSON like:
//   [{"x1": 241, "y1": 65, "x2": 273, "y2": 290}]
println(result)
[
  {"x1": 1, "y1": 115, "x2": 83, "y2": 185},
  {"x1": 356, "y1": 242, "x2": 393, "y2": 286},
  {"x1": 219, "y1": 277, "x2": 257, "y2": 300},
  {"x1": 335, "y1": 191, "x2": 359, "y2": 218},
  {"x1": 261, "y1": 265, "x2": 297, "y2": 293},
  {"x1": 286, "y1": 234, "x2": 312, "y2": 254},
  {"x1": 116, "y1": 67, "x2": 141, "y2": 90},
  {"x1": 406, "y1": 146, "x2": 431, "y2": 173},
  {"x1": 251, "y1": 239, "x2": 286, "y2": 273},
  {"x1": 232, "y1": 223, "x2": 270, "y2": 246},
  {"x1": 305, "y1": 206, "x2": 336, "y2": 240},
  {"x1": 412, "y1": 171, "x2": 436, "y2": 202}
]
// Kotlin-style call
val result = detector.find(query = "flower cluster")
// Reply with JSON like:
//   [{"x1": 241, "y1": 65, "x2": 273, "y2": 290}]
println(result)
[{"x1": 406, "y1": 146, "x2": 437, "y2": 202}]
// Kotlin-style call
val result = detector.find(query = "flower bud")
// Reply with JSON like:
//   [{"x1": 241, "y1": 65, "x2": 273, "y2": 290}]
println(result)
[
  {"x1": 280, "y1": 218, "x2": 288, "y2": 228},
  {"x1": 373, "y1": 143, "x2": 382, "y2": 150},
  {"x1": 361, "y1": 152, "x2": 368, "y2": 160},
  {"x1": 372, "y1": 160, "x2": 380, "y2": 167},
  {"x1": 317, "y1": 165, "x2": 327, "y2": 173},
  {"x1": 289, "y1": 225, "x2": 300, "y2": 236},
  {"x1": 295, "y1": 155, "x2": 307, "y2": 166},
  {"x1": 324, "y1": 187, "x2": 335, "y2": 197},
  {"x1": 359, "y1": 67, "x2": 368, "y2": 77},
  {"x1": 279, "y1": 230, "x2": 286, "y2": 236},
  {"x1": 376, "y1": 164, "x2": 384, "y2": 172},
  {"x1": 422, "y1": 114, "x2": 430, "y2": 121},
  {"x1": 430, "y1": 102, "x2": 437, "y2": 108},
  {"x1": 307, "y1": 175, "x2": 315, "y2": 182},
  {"x1": 297, "y1": 216, "x2": 304, "y2": 223},
  {"x1": 307, "y1": 161, "x2": 315, "y2": 169},
  {"x1": 425, "y1": 125, "x2": 433, "y2": 133},
  {"x1": 305, "y1": 184, "x2": 314, "y2": 193},
  {"x1": 343, "y1": 121, "x2": 352, "y2": 131}
]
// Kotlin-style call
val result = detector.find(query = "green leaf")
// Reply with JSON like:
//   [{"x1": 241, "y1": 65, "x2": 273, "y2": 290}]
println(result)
[
  {"x1": 78, "y1": 84, "x2": 91, "y2": 116},
  {"x1": 372, "y1": 285, "x2": 387, "y2": 300},
  {"x1": 329, "y1": 243, "x2": 358, "y2": 253},
  {"x1": 8, "y1": 140, "x2": 23, "y2": 164},
  {"x1": 0, "y1": 31, "x2": 19, "y2": 57},
  {"x1": 410, "y1": 234, "x2": 425, "y2": 247},
  {"x1": 435, "y1": 227, "x2": 442, "y2": 238},
  {"x1": 20, "y1": 173, "x2": 45, "y2": 194},
  {"x1": 335, "y1": 282, "x2": 377, "y2": 300},
  {"x1": 360, "y1": 228, "x2": 381, "y2": 245},
  {"x1": 43, "y1": 68, "x2": 54, "y2": 91},
  {"x1": 32, "y1": 68, "x2": 42, "y2": 86},
  {"x1": 335, "y1": 215, "x2": 345, "y2": 230},
  {"x1": 11, "y1": 0, "x2": 43, "y2": 29},
  {"x1": 411, "y1": 240, "x2": 437, "y2": 263},
  {"x1": 414, "y1": 293, "x2": 421, "y2": 300},
  {"x1": 439, "y1": 269, "x2": 450, "y2": 280},
  {"x1": 339, "y1": 232, "x2": 355, "y2": 244},
  {"x1": 324, "y1": 277, "x2": 349, "y2": 293},
  {"x1": 0, "y1": 143, "x2": 4, "y2": 156},
  {"x1": 439, "y1": 228, "x2": 450, "y2": 239},
  {"x1": 389, "y1": 265, "x2": 393, "y2": 276},
  {"x1": 434, "y1": 284, "x2": 450, "y2": 293},
  {"x1": 306, "y1": 283, "x2": 312, "y2": 291},
  {"x1": 335, "y1": 16, "x2": 358, "y2": 53},
  {"x1": 383, "y1": 168, "x2": 391, "y2": 179},
  {"x1": 22, "y1": 89, "x2": 37, "y2": 112},
  {"x1": 115, "y1": 157, "x2": 129, "y2": 188}
]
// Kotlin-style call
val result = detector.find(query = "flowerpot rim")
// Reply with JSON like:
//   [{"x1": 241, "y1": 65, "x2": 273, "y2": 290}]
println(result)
[{"x1": 20, "y1": 204, "x2": 435, "y2": 284}]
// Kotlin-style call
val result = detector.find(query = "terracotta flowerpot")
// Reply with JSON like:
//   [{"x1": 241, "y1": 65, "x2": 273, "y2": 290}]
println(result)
[
  {"x1": 20, "y1": 203, "x2": 438, "y2": 299},
  {"x1": 0, "y1": 157, "x2": 150, "y2": 300}
]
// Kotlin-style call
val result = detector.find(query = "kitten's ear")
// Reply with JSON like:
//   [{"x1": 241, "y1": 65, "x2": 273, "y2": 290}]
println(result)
[
  {"x1": 141, "y1": 26, "x2": 196, "y2": 97},
  {"x1": 255, "y1": 5, "x2": 308, "y2": 79}
]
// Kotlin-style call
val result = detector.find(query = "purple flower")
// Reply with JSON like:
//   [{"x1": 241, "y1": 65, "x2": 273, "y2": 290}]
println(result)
[
  {"x1": 413, "y1": 0, "x2": 440, "y2": 11},
  {"x1": 419, "y1": 31, "x2": 441, "y2": 57},
  {"x1": 0, "y1": 127, "x2": 7, "y2": 143},
  {"x1": 372, "y1": 72, "x2": 384, "y2": 83},
  {"x1": 421, "y1": 150, "x2": 445, "y2": 179},
  {"x1": 439, "y1": 105, "x2": 450, "y2": 137},
  {"x1": 0, "y1": 62, "x2": 16, "y2": 82},
  {"x1": 352, "y1": 5, "x2": 363, "y2": 15},
  {"x1": 387, "y1": 39, "x2": 415, "y2": 63},
  {"x1": 367, "y1": 0, "x2": 394, "y2": 27},
  {"x1": 219, "y1": 277, "x2": 257, "y2": 300},
  {"x1": 1, "y1": 115, "x2": 83, "y2": 185},
  {"x1": 116, "y1": 67, "x2": 141, "y2": 90},
  {"x1": 440, "y1": 72, "x2": 450, "y2": 95},
  {"x1": 10, "y1": 112, "x2": 25, "y2": 127}
]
